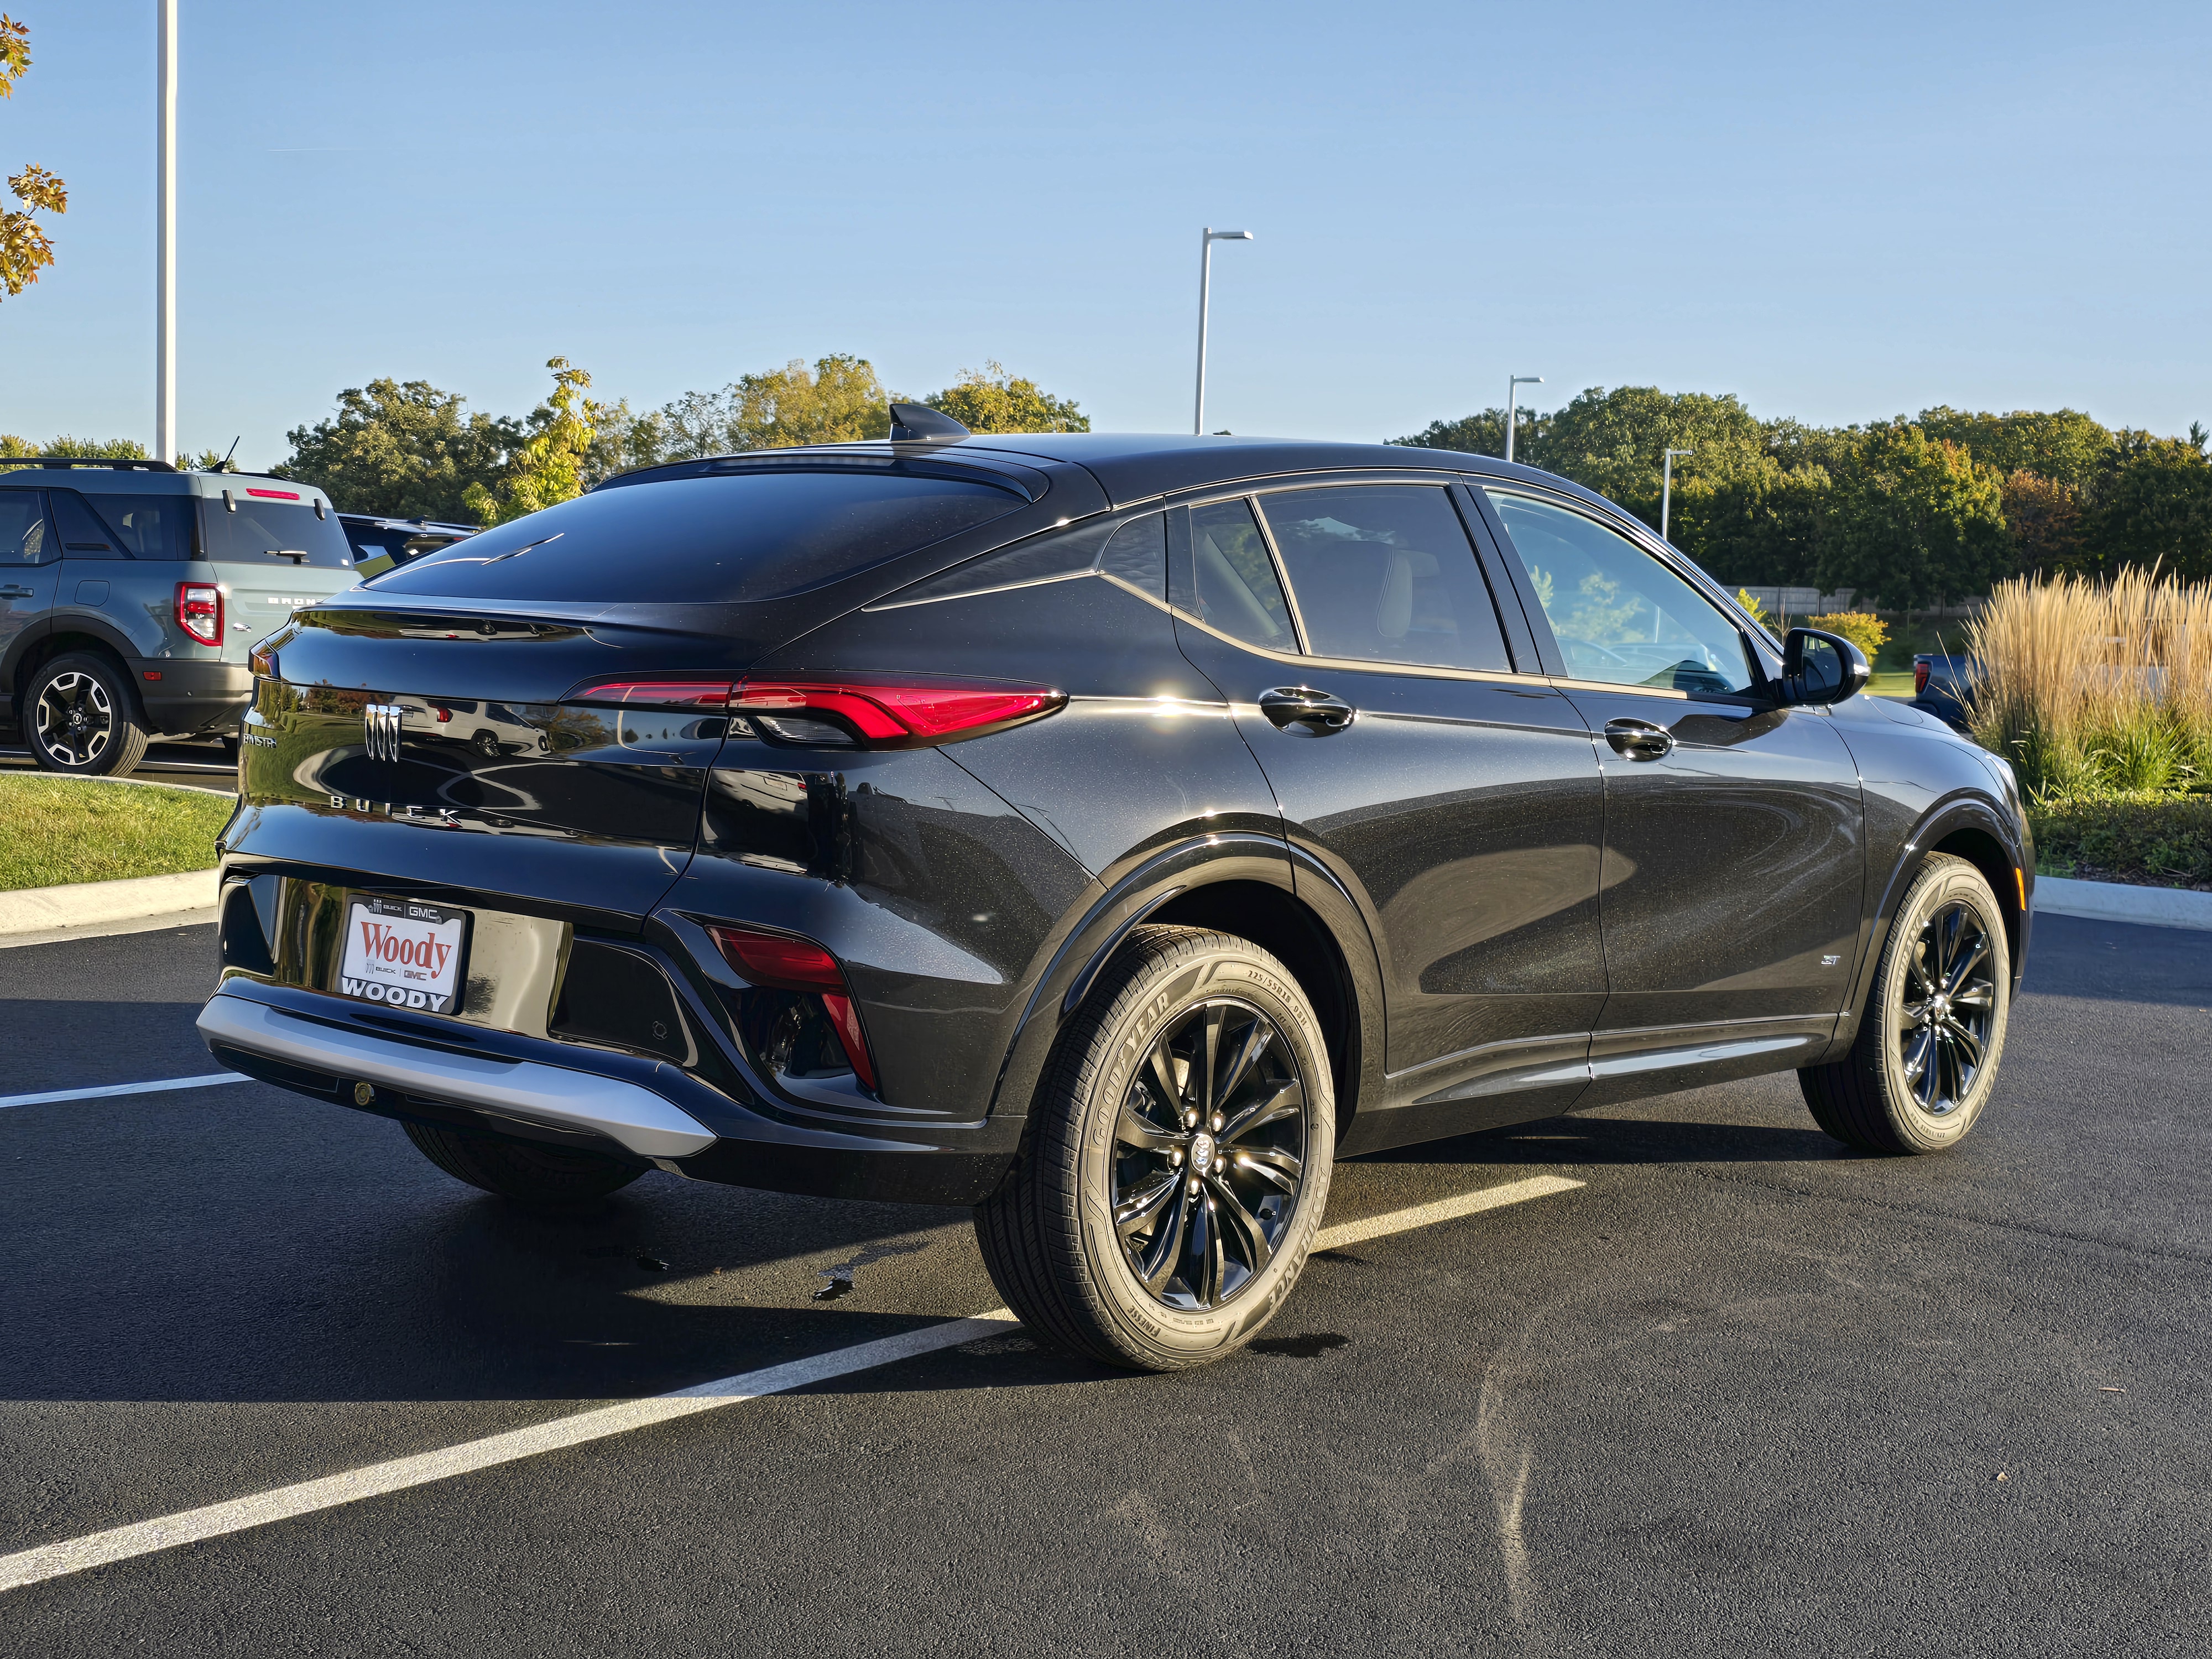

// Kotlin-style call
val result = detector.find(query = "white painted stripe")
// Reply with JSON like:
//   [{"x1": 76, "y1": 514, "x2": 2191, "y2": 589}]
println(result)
[
  {"x1": 1313, "y1": 1174, "x2": 1584, "y2": 1251},
  {"x1": 0, "y1": 1072, "x2": 248, "y2": 1111},
  {"x1": 0, "y1": 1172, "x2": 1583, "y2": 1593}
]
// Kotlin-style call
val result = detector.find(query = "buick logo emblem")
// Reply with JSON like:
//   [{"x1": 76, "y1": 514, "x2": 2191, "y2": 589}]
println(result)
[{"x1": 363, "y1": 702, "x2": 405, "y2": 763}]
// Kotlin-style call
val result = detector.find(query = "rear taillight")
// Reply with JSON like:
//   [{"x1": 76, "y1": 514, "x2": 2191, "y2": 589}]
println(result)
[
  {"x1": 564, "y1": 674, "x2": 1063, "y2": 748},
  {"x1": 1914, "y1": 661, "x2": 1930, "y2": 695},
  {"x1": 706, "y1": 924, "x2": 877, "y2": 1092},
  {"x1": 176, "y1": 582, "x2": 222, "y2": 646}
]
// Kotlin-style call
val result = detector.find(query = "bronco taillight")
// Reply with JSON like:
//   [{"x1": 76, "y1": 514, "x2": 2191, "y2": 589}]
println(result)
[
  {"x1": 176, "y1": 582, "x2": 222, "y2": 646},
  {"x1": 563, "y1": 674, "x2": 1063, "y2": 748},
  {"x1": 706, "y1": 923, "x2": 878, "y2": 1092}
]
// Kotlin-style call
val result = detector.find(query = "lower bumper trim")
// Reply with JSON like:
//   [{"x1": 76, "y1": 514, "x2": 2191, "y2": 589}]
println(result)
[{"x1": 196, "y1": 992, "x2": 717, "y2": 1159}]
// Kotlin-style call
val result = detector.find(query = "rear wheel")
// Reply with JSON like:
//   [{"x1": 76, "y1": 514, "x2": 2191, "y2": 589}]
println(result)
[
  {"x1": 28, "y1": 653, "x2": 150, "y2": 778},
  {"x1": 401, "y1": 1120, "x2": 645, "y2": 1212},
  {"x1": 1800, "y1": 854, "x2": 2011, "y2": 1154},
  {"x1": 974, "y1": 926, "x2": 1333, "y2": 1371}
]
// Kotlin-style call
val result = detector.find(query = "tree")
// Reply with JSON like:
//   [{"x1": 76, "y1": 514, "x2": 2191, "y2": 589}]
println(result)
[
  {"x1": 2080, "y1": 431, "x2": 2212, "y2": 580},
  {"x1": 1822, "y1": 422, "x2": 2009, "y2": 609},
  {"x1": 0, "y1": 14, "x2": 64, "y2": 300},
  {"x1": 1391, "y1": 406, "x2": 1544, "y2": 461},
  {"x1": 1, "y1": 434, "x2": 149, "y2": 463},
  {"x1": 1914, "y1": 406, "x2": 2114, "y2": 491},
  {"x1": 464, "y1": 357, "x2": 599, "y2": 526},
  {"x1": 274, "y1": 379, "x2": 521, "y2": 520},
  {"x1": 1999, "y1": 468, "x2": 2084, "y2": 576},
  {"x1": 925, "y1": 362, "x2": 1088, "y2": 433}
]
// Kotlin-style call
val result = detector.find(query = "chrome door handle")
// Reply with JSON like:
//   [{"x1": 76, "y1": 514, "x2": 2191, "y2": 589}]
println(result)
[
  {"x1": 1259, "y1": 686, "x2": 1356, "y2": 733},
  {"x1": 1604, "y1": 718, "x2": 1674, "y2": 760},
  {"x1": 0, "y1": 584, "x2": 35, "y2": 598}
]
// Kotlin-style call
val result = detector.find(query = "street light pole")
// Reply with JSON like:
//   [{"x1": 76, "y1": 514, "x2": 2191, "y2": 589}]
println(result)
[
  {"x1": 1193, "y1": 227, "x2": 1253, "y2": 436},
  {"x1": 1505, "y1": 375, "x2": 1543, "y2": 463},
  {"x1": 1662, "y1": 446, "x2": 1694, "y2": 540},
  {"x1": 156, "y1": 0, "x2": 176, "y2": 466}
]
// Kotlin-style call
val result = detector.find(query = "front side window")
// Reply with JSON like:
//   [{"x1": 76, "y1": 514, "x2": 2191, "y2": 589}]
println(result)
[
  {"x1": 0, "y1": 489, "x2": 49, "y2": 565},
  {"x1": 1187, "y1": 497, "x2": 1295, "y2": 649},
  {"x1": 1255, "y1": 485, "x2": 1510, "y2": 672},
  {"x1": 1485, "y1": 491, "x2": 1756, "y2": 696}
]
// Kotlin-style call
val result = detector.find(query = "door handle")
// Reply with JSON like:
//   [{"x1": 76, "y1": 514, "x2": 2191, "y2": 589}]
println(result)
[
  {"x1": 1259, "y1": 686, "x2": 1356, "y2": 733},
  {"x1": 1604, "y1": 718, "x2": 1674, "y2": 760},
  {"x1": 0, "y1": 584, "x2": 35, "y2": 599}
]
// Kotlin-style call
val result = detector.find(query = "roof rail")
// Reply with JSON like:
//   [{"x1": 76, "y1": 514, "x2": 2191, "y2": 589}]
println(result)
[{"x1": 0, "y1": 456, "x2": 180, "y2": 472}]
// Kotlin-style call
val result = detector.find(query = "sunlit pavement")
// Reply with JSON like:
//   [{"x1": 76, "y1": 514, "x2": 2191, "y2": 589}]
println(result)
[{"x1": 1, "y1": 914, "x2": 2205, "y2": 1656}]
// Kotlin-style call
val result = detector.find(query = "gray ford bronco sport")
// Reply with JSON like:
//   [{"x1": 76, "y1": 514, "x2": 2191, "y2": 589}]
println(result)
[{"x1": 0, "y1": 458, "x2": 361, "y2": 776}]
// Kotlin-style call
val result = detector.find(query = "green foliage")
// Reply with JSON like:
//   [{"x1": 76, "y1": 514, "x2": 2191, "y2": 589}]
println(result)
[
  {"x1": 1804, "y1": 611, "x2": 1889, "y2": 659},
  {"x1": 1820, "y1": 422, "x2": 2008, "y2": 608},
  {"x1": 1392, "y1": 406, "x2": 1542, "y2": 459},
  {"x1": 926, "y1": 361, "x2": 1088, "y2": 434},
  {"x1": 274, "y1": 379, "x2": 520, "y2": 520},
  {"x1": 0, "y1": 775, "x2": 231, "y2": 891},
  {"x1": 1914, "y1": 406, "x2": 2115, "y2": 491},
  {"x1": 2030, "y1": 791, "x2": 2212, "y2": 889},
  {"x1": 1735, "y1": 588, "x2": 1771, "y2": 628},
  {"x1": 2080, "y1": 431, "x2": 2212, "y2": 580},
  {"x1": 462, "y1": 357, "x2": 598, "y2": 526},
  {"x1": 0, "y1": 17, "x2": 63, "y2": 301},
  {"x1": 0, "y1": 434, "x2": 150, "y2": 465}
]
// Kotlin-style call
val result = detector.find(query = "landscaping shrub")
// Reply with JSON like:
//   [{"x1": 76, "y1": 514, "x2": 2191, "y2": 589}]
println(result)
[
  {"x1": 2029, "y1": 791, "x2": 2212, "y2": 889},
  {"x1": 1806, "y1": 611, "x2": 1890, "y2": 660}
]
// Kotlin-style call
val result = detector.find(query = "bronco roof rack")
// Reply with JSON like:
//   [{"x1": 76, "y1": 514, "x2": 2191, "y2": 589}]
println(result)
[{"x1": 0, "y1": 456, "x2": 180, "y2": 472}]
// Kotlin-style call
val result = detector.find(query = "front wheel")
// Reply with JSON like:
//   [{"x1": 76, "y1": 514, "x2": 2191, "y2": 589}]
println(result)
[
  {"x1": 974, "y1": 926, "x2": 1334, "y2": 1371},
  {"x1": 1800, "y1": 853, "x2": 2012, "y2": 1154}
]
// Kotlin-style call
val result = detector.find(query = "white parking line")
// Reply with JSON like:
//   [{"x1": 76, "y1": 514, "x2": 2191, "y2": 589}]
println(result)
[
  {"x1": 0, "y1": 1172, "x2": 1584, "y2": 1594},
  {"x1": 0, "y1": 1073, "x2": 248, "y2": 1111}
]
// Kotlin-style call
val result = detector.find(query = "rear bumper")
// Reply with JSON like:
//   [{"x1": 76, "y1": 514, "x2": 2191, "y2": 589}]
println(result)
[
  {"x1": 198, "y1": 990, "x2": 716, "y2": 1159},
  {"x1": 131, "y1": 658, "x2": 251, "y2": 735}
]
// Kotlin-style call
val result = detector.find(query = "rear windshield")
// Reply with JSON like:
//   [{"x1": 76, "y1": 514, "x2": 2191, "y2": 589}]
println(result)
[
  {"x1": 77, "y1": 492, "x2": 200, "y2": 559},
  {"x1": 200, "y1": 497, "x2": 355, "y2": 569},
  {"x1": 370, "y1": 471, "x2": 1027, "y2": 603}
]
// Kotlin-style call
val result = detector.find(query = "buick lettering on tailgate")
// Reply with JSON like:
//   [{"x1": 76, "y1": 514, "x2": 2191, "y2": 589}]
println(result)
[{"x1": 338, "y1": 896, "x2": 470, "y2": 1013}]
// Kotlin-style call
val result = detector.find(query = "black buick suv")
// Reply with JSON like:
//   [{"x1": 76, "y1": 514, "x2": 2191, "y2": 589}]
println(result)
[{"x1": 200, "y1": 410, "x2": 2032, "y2": 1371}]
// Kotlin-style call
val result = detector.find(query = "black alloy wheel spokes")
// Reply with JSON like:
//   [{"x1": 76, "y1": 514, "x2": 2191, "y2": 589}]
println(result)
[
  {"x1": 1111, "y1": 998, "x2": 1307, "y2": 1312},
  {"x1": 1897, "y1": 900, "x2": 1997, "y2": 1115},
  {"x1": 36, "y1": 671, "x2": 112, "y2": 768}
]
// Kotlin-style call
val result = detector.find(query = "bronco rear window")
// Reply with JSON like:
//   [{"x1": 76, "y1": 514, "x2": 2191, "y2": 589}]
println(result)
[
  {"x1": 200, "y1": 498, "x2": 355, "y2": 569},
  {"x1": 369, "y1": 471, "x2": 1027, "y2": 603}
]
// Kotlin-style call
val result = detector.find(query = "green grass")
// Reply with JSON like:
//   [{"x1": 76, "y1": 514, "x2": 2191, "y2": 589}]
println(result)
[
  {"x1": 1868, "y1": 670, "x2": 1918, "y2": 700},
  {"x1": 0, "y1": 774, "x2": 234, "y2": 892},
  {"x1": 2028, "y1": 790, "x2": 2212, "y2": 891}
]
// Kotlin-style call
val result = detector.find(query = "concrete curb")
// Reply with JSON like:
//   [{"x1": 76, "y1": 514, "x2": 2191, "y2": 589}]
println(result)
[
  {"x1": 0, "y1": 868, "x2": 221, "y2": 943},
  {"x1": 2034, "y1": 874, "x2": 2212, "y2": 932}
]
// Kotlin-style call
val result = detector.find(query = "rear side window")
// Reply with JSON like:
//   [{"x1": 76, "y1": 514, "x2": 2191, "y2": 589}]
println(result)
[
  {"x1": 0, "y1": 489, "x2": 50, "y2": 565},
  {"x1": 1186, "y1": 498, "x2": 1295, "y2": 649},
  {"x1": 50, "y1": 489, "x2": 125, "y2": 559},
  {"x1": 374, "y1": 471, "x2": 1026, "y2": 603},
  {"x1": 1255, "y1": 485, "x2": 1510, "y2": 672},
  {"x1": 81, "y1": 492, "x2": 198, "y2": 559},
  {"x1": 200, "y1": 498, "x2": 354, "y2": 569}
]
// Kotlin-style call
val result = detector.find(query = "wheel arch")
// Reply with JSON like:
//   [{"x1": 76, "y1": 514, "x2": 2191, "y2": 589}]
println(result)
[{"x1": 12, "y1": 628, "x2": 152, "y2": 730}]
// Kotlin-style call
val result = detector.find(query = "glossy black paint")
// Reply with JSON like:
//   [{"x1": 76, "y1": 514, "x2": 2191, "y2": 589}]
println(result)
[{"x1": 209, "y1": 434, "x2": 2032, "y2": 1206}]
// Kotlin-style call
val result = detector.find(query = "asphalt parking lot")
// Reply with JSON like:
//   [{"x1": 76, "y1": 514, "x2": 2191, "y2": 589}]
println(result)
[{"x1": 1, "y1": 911, "x2": 2206, "y2": 1657}]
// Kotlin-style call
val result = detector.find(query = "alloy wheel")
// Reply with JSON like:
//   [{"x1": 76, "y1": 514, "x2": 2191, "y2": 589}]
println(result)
[
  {"x1": 1112, "y1": 997, "x2": 1308, "y2": 1312},
  {"x1": 1897, "y1": 900, "x2": 1997, "y2": 1115},
  {"x1": 35, "y1": 671, "x2": 113, "y2": 769}
]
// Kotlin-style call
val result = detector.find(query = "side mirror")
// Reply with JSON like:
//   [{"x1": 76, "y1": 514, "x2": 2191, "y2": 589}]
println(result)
[{"x1": 1780, "y1": 627, "x2": 1870, "y2": 706}]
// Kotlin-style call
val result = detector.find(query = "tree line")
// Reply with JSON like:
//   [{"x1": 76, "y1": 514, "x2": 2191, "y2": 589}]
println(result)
[{"x1": 1396, "y1": 389, "x2": 2212, "y2": 604}]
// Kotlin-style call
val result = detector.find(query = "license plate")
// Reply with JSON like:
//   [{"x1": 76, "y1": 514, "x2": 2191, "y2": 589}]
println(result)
[{"x1": 338, "y1": 896, "x2": 471, "y2": 1013}]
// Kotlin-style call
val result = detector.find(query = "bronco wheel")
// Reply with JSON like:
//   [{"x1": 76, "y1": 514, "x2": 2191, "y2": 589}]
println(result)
[
  {"x1": 974, "y1": 925, "x2": 1333, "y2": 1370},
  {"x1": 28, "y1": 653, "x2": 150, "y2": 778},
  {"x1": 401, "y1": 1120, "x2": 645, "y2": 1212},
  {"x1": 1800, "y1": 853, "x2": 2011, "y2": 1154}
]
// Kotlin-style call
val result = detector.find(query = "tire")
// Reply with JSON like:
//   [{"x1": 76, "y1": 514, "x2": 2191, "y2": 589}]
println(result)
[
  {"x1": 401, "y1": 1120, "x2": 645, "y2": 1212},
  {"x1": 974, "y1": 926, "x2": 1334, "y2": 1371},
  {"x1": 1800, "y1": 853, "x2": 2012, "y2": 1154},
  {"x1": 27, "y1": 652, "x2": 151, "y2": 778}
]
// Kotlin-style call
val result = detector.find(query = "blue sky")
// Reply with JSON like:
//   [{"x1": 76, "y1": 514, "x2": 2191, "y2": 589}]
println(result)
[{"x1": 4, "y1": 1, "x2": 2208, "y2": 466}]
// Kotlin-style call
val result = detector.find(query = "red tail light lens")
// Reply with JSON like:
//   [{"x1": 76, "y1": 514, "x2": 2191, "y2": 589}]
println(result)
[
  {"x1": 1914, "y1": 662, "x2": 1930, "y2": 695},
  {"x1": 561, "y1": 674, "x2": 1062, "y2": 746},
  {"x1": 176, "y1": 582, "x2": 223, "y2": 646},
  {"x1": 706, "y1": 923, "x2": 877, "y2": 1091}
]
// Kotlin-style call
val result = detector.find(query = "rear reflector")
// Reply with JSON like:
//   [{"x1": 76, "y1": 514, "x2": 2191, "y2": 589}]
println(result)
[
  {"x1": 564, "y1": 673, "x2": 1062, "y2": 747},
  {"x1": 176, "y1": 581, "x2": 223, "y2": 646},
  {"x1": 706, "y1": 923, "x2": 878, "y2": 1091}
]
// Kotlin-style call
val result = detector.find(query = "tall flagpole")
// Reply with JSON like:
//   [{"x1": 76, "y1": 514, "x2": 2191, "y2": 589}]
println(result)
[{"x1": 156, "y1": 0, "x2": 177, "y2": 466}]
